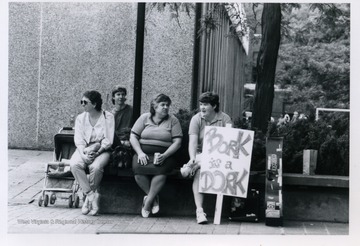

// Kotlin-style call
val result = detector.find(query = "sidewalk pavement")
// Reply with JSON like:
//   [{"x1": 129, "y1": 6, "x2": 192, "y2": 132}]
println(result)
[{"x1": 7, "y1": 149, "x2": 349, "y2": 235}]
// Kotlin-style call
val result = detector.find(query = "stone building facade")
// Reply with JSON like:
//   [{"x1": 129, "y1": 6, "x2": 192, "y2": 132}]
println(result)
[{"x1": 9, "y1": 2, "x2": 194, "y2": 149}]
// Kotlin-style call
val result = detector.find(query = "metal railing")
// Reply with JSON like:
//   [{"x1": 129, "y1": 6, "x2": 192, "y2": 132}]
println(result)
[{"x1": 315, "y1": 108, "x2": 350, "y2": 121}]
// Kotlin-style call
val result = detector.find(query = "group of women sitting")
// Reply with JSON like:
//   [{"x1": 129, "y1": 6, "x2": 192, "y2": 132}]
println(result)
[{"x1": 69, "y1": 87, "x2": 232, "y2": 224}]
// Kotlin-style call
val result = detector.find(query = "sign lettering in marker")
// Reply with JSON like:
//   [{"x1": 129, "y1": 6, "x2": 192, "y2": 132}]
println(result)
[{"x1": 199, "y1": 126, "x2": 254, "y2": 198}]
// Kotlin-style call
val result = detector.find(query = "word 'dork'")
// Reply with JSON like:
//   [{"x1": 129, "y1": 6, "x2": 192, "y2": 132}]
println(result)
[{"x1": 200, "y1": 169, "x2": 249, "y2": 196}]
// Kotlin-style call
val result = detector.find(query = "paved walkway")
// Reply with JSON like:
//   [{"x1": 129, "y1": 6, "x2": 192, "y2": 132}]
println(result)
[{"x1": 7, "y1": 149, "x2": 349, "y2": 235}]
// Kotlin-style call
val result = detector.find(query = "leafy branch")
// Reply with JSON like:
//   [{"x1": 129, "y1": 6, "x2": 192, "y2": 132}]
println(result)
[{"x1": 147, "y1": 2, "x2": 194, "y2": 28}]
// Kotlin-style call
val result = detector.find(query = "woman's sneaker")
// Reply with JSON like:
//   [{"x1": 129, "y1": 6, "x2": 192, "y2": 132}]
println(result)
[
  {"x1": 141, "y1": 196, "x2": 150, "y2": 218},
  {"x1": 152, "y1": 195, "x2": 159, "y2": 214},
  {"x1": 89, "y1": 191, "x2": 99, "y2": 216},
  {"x1": 196, "y1": 209, "x2": 208, "y2": 224},
  {"x1": 180, "y1": 161, "x2": 200, "y2": 178},
  {"x1": 81, "y1": 195, "x2": 90, "y2": 215}
]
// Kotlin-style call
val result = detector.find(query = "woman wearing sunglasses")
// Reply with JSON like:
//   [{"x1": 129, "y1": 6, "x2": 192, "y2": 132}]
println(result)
[{"x1": 70, "y1": 90, "x2": 114, "y2": 216}]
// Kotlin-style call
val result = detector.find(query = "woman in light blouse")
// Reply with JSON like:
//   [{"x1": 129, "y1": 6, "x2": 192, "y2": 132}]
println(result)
[
  {"x1": 130, "y1": 94, "x2": 182, "y2": 218},
  {"x1": 70, "y1": 90, "x2": 114, "y2": 216}
]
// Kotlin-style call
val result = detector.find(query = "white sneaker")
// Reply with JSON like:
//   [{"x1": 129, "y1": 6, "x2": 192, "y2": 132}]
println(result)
[
  {"x1": 89, "y1": 191, "x2": 99, "y2": 216},
  {"x1": 152, "y1": 195, "x2": 159, "y2": 214},
  {"x1": 81, "y1": 196, "x2": 90, "y2": 215},
  {"x1": 87, "y1": 191, "x2": 95, "y2": 202},
  {"x1": 180, "y1": 161, "x2": 200, "y2": 178},
  {"x1": 82, "y1": 191, "x2": 94, "y2": 215},
  {"x1": 196, "y1": 209, "x2": 208, "y2": 224},
  {"x1": 141, "y1": 196, "x2": 150, "y2": 218}
]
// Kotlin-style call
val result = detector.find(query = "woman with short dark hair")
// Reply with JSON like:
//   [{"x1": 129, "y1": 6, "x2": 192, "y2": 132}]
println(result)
[
  {"x1": 181, "y1": 91, "x2": 232, "y2": 224},
  {"x1": 130, "y1": 93, "x2": 182, "y2": 218},
  {"x1": 70, "y1": 90, "x2": 114, "y2": 216}
]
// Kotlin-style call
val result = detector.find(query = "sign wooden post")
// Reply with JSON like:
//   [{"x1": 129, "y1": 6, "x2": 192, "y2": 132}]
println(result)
[
  {"x1": 213, "y1": 194, "x2": 223, "y2": 224},
  {"x1": 199, "y1": 125, "x2": 254, "y2": 225},
  {"x1": 213, "y1": 124, "x2": 231, "y2": 225}
]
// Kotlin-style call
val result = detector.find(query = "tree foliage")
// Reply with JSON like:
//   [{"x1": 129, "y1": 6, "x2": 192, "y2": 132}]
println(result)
[
  {"x1": 276, "y1": 3, "x2": 350, "y2": 114},
  {"x1": 147, "y1": 3, "x2": 350, "y2": 130},
  {"x1": 249, "y1": 3, "x2": 349, "y2": 131},
  {"x1": 146, "y1": 2, "x2": 194, "y2": 28}
]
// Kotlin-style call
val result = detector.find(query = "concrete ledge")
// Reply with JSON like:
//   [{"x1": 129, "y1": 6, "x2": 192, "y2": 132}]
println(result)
[
  {"x1": 282, "y1": 186, "x2": 348, "y2": 223},
  {"x1": 99, "y1": 170, "x2": 349, "y2": 223},
  {"x1": 106, "y1": 169, "x2": 349, "y2": 188},
  {"x1": 250, "y1": 173, "x2": 349, "y2": 188},
  {"x1": 249, "y1": 173, "x2": 349, "y2": 223}
]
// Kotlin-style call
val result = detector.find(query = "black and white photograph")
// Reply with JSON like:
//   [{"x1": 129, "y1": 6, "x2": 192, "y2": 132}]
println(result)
[{"x1": 2, "y1": 0, "x2": 359, "y2": 245}]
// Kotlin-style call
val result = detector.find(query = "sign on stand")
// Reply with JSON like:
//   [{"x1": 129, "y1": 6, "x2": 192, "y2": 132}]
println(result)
[{"x1": 200, "y1": 126, "x2": 254, "y2": 224}]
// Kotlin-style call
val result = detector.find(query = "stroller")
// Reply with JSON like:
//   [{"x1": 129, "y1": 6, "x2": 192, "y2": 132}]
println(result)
[{"x1": 38, "y1": 127, "x2": 81, "y2": 208}]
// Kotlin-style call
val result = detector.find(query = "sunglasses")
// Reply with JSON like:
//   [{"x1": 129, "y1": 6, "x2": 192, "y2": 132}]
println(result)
[{"x1": 80, "y1": 100, "x2": 90, "y2": 105}]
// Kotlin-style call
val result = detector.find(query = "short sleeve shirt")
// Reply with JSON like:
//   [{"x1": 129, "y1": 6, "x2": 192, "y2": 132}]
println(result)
[
  {"x1": 131, "y1": 113, "x2": 183, "y2": 148},
  {"x1": 188, "y1": 111, "x2": 232, "y2": 153}
]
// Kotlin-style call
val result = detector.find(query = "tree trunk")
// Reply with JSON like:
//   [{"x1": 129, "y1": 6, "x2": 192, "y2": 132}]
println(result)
[{"x1": 251, "y1": 3, "x2": 281, "y2": 133}]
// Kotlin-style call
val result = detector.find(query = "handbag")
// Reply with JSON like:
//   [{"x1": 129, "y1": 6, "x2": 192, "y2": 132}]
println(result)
[{"x1": 110, "y1": 141, "x2": 133, "y2": 169}]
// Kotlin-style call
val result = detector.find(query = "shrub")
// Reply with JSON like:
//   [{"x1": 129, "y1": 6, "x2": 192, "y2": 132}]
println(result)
[
  {"x1": 175, "y1": 109, "x2": 349, "y2": 176},
  {"x1": 267, "y1": 115, "x2": 349, "y2": 175},
  {"x1": 173, "y1": 108, "x2": 197, "y2": 166}
]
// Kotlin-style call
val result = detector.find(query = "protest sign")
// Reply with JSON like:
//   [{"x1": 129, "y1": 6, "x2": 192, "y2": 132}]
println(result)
[{"x1": 199, "y1": 126, "x2": 254, "y2": 198}]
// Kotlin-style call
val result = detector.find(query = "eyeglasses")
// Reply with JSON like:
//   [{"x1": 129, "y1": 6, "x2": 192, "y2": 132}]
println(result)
[{"x1": 80, "y1": 100, "x2": 90, "y2": 105}]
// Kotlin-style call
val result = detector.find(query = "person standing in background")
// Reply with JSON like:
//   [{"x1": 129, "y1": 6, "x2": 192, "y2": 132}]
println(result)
[{"x1": 111, "y1": 86, "x2": 133, "y2": 147}]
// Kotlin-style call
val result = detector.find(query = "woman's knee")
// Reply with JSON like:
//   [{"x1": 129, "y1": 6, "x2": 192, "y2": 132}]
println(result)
[
  {"x1": 134, "y1": 174, "x2": 147, "y2": 182},
  {"x1": 99, "y1": 151, "x2": 111, "y2": 161},
  {"x1": 192, "y1": 169, "x2": 200, "y2": 181},
  {"x1": 91, "y1": 153, "x2": 110, "y2": 170},
  {"x1": 153, "y1": 174, "x2": 166, "y2": 181},
  {"x1": 70, "y1": 160, "x2": 83, "y2": 171},
  {"x1": 69, "y1": 150, "x2": 84, "y2": 170},
  {"x1": 89, "y1": 164, "x2": 104, "y2": 174}
]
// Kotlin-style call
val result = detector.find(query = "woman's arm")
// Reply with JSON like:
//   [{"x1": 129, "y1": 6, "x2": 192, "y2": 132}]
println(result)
[
  {"x1": 188, "y1": 134, "x2": 198, "y2": 164},
  {"x1": 130, "y1": 133, "x2": 148, "y2": 165},
  {"x1": 74, "y1": 114, "x2": 86, "y2": 152},
  {"x1": 74, "y1": 114, "x2": 93, "y2": 163},
  {"x1": 98, "y1": 112, "x2": 115, "y2": 154},
  {"x1": 157, "y1": 138, "x2": 182, "y2": 165}
]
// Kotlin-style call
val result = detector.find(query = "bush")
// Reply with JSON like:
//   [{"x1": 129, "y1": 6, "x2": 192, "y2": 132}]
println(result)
[
  {"x1": 173, "y1": 108, "x2": 197, "y2": 166},
  {"x1": 175, "y1": 109, "x2": 349, "y2": 176},
  {"x1": 267, "y1": 115, "x2": 349, "y2": 175}
]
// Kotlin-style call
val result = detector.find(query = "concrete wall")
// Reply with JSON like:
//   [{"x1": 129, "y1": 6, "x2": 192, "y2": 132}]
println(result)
[
  {"x1": 8, "y1": 3, "x2": 194, "y2": 149},
  {"x1": 142, "y1": 6, "x2": 194, "y2": 115}
]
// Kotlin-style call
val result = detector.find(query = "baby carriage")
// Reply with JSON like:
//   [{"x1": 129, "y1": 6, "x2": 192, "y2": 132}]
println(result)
[{"x1": 38, "y1": 127, "x2": 81, "y2": 208}]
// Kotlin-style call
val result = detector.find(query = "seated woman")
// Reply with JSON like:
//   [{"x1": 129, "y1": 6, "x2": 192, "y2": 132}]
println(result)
[
  {"x1": 70, "y1": 90, "x2": 115, "y2": 216},
  {"x1": 130, "y1": 94, "x2": 182, "y2": 218},
  {"x1": 181, "y1": 92, "x2": 232, "y2": 224}
]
